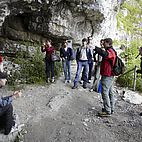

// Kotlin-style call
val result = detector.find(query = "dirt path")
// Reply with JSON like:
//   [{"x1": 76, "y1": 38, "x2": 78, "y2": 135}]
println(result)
[{"x1": 0, "y1": 62, "x2": 142, "y2": 142}]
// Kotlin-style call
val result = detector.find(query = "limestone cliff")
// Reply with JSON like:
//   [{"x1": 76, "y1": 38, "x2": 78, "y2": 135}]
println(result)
[{"x1": 0, "y1": 0, "x2": 123, "y2": 51}]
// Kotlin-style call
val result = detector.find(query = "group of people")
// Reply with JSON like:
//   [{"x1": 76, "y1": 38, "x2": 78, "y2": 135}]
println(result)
[
  {"x1": 0, "y1": 36, "x2": 117, "y2": 136},
  {"x1": 41, "y1": 37, "x2": 117, "y2": 117},
  {"x1": 72, "y1": 37, "x2": 116, "y2": 117}
]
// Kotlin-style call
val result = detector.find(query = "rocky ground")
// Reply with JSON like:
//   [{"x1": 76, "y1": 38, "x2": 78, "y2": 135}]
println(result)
[{"x1": 0, "y1": 62, "x2": 142, "y2": 142}]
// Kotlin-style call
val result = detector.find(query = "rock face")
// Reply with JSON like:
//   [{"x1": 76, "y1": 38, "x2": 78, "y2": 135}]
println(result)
[{"x1": 0, "y1": 0, "x2": 122, "y2": 48}]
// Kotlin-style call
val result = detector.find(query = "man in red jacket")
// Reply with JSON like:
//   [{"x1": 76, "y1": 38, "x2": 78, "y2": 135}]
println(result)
[{"x1": 94, "y1": 38, "x2": 116, "y2": 117}]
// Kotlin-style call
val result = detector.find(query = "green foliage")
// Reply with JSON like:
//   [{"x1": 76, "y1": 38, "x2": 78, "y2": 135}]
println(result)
[
  {"x1": 116, "y1": 0, "x2": 142, "y2": 92},
  {"x1": 117, "y1": 0, "x2": 142, "y2": 34},
  {"x1": 8, "y1": 47, "x2": 62, "y2": 86},
  {"x1": 116, "y1": 39, "x2": 142, "y2": 92}
]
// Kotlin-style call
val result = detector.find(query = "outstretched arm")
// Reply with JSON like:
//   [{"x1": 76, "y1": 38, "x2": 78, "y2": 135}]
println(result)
[
  {"x1": 0, "y1": 91, "x2": 22, "y2": 107},
  {"x1": 94, "y1": 47, "x2": 108, "y2": 58}
]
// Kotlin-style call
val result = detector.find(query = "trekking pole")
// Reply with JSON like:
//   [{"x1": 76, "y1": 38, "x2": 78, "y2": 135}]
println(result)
[
  {"x1": 120, "y1": 67, "x2": 135, "y2": 76},
  {"x1": 133, "y1": 65, "x2": 137, "y2": 91}
]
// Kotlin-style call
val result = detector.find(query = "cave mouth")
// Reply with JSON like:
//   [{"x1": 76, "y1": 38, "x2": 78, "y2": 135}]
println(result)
[
  {"x1": 2, "y1": 13, "x2": 30, "y2": 34},
  {"x1": 1, "y1": 13, "x2": 72, "y2": 48}
]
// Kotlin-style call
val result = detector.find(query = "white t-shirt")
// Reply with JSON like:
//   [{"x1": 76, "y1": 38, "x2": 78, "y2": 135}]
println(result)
[
  {"x1": 80, "y1": 47, "x2": 88, "y2": 60},
  {"x1": 64, "y1": 47, "x2": 68, "y2": 52}
]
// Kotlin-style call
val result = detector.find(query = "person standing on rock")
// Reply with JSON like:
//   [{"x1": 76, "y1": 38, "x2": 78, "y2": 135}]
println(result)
[
  {"x1": 60, "y1": 40, "x2": 73, "y2": 83},
  {"x1": 72, "y1": 38, "x2": 92, "y2": 89},
  {"x1": 0, "y1": 91, "x2": 21, "y2": 135},
  {"x1": 41, "y1": 39, "x2": 55, "y2": 83},
  {"x1": 94, "y1": 38, "x2": 116, "y2": 117}
]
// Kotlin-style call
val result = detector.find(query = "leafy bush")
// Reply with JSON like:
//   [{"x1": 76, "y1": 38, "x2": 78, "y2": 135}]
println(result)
[
  {"x1": 8, "y1": 47, "x2": 62, "y2": 86},
  {"x1": 116, "y1": 40, "x2": 142, "y2": 92},
  {"x1": 116, "y1": 0, "x2": 142, "y2": 92}
]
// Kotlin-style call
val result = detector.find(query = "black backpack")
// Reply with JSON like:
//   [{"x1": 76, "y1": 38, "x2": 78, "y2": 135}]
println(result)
[{"x1": 110, "y1": 49, "x2": 125, "y2": 76}]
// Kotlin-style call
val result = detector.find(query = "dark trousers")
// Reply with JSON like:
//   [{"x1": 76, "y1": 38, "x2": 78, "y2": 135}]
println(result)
[
  {"x1": 0, "y1": 104, "x2": 14, "y2": 135},
  {"x1": 45, "y1": 58, "x2": 55, "y2": 79}
]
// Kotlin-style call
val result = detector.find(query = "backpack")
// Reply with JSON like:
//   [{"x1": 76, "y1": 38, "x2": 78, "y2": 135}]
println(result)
[{"x1": 110, "y1": 49, "x2": 125, "y2": 76}]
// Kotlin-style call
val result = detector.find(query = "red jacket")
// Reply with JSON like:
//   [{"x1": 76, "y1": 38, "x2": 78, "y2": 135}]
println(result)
[
  {"x1": 100, "y1": 48, "x2": 116, "y2": 76},
  {"x1": 0, "y1": 54, "x2": 2, "y2": 63},
  {"x1": 41, "y1": 45, "x2": 55, "y2": 60},
  {"x1": 94, "y1": 47, "x2": 116, "y2": 77}
]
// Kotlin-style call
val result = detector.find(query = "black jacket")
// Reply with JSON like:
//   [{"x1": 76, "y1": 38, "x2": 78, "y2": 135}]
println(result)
[
  {"x1": 76, "y1": 47, "x2": 92, "y2": 61},
  {"x1": 60, "y1": 47, "x2": 73, "y2": 61}
]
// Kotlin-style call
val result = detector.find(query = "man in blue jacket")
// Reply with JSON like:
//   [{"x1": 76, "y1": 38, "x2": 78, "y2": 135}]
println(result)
[{"x1": 60, "y1": 40, "x2": 74, "y2": 83}]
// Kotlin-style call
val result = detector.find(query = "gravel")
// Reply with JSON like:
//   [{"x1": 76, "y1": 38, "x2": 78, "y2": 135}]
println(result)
[{"x1": 0, "y1": 62, "x2": 142, "y2": 142}]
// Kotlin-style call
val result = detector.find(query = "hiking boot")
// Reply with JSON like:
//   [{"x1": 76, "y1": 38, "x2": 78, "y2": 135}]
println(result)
[
  {"x1": 102, "y1": 108, "x2": 106, "y2": 112},
  {"x1": 98, "y1": 111, "x2": 111, "y2": 117},
  {"x1": 72, "y1": 85, "x2": 78, "y2": 89},
  {"x1": 83, "y1": 82, "x2": 87, "y2": 89},
  {"x1": 83, "y1": 85, "x2": 87, "y2": 89}
]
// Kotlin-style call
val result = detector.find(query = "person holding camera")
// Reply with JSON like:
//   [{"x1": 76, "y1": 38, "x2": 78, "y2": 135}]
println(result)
[
  {"x1": 60, "y1": 40, "x2": 73, "y2": 83},
  {"x1": 90, "y1": 39, "x2": 104, "y2": 92},
  {"x1": 41, "y1": 39, "x2": 55, "y2": 83},
  {"x1": 0, "y1": 91, "x2": 21, "y2": 135},
  {"x1": 94, "y1": 38, "x2": 116, "y2": 117}
]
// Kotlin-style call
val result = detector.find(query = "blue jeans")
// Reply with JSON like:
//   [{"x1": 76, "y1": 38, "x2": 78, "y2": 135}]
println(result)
[
  {"x1": 74, "y1": 61, "x2": 89, "y2": 86},
  {"x1": 62, "y1": 59, "x2": 71, "y2": 80},
  {"x1": 101, "y1": 76, "x2": 115, "y2": 114},
  {"x1": 81, "y1": 61, "x2": 93, "y2": 81},
  {"x1": 45, "y1": 58, "x2": 54, "y2": 79}
]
